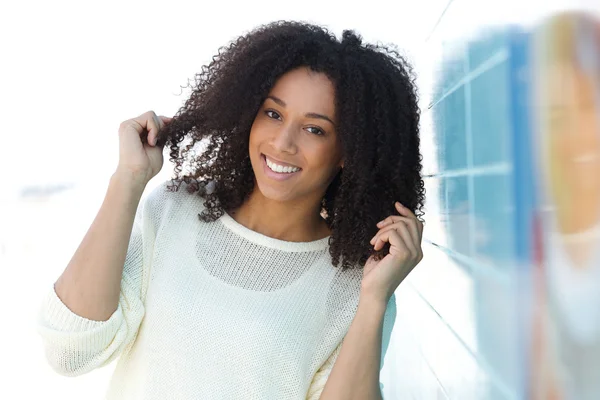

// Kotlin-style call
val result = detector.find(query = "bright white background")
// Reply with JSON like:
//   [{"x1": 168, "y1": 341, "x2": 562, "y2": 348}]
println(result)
[
  {"x1": 0, "y1": 1, "x2": 447, "y2": 399},
  {"x1": 3, "y1": 0, "x2": 599, "y2": 399}
]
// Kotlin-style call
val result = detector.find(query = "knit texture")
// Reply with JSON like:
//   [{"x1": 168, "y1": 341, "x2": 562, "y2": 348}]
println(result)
[{"x1": 36, "y1": 179, "x2": 397, "y2": 400}]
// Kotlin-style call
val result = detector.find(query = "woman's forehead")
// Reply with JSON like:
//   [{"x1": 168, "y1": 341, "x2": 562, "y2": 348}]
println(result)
[{"x1": 267, "y1": 68, "x2": 336, "y2": 116}]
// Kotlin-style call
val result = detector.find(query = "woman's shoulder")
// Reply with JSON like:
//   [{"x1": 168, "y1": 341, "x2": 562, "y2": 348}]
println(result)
[
  {"x1": 141, "y1": 178, "x2": 211, "y2": 220},
  {"x1": 326, "y1": 263, "x2": 364, "y2": 306}
]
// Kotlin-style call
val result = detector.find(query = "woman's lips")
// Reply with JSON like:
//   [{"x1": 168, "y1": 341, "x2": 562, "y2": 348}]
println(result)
[
  {"x1": 261, "y1": 154, "x2": 301, "y2": 181},
  {"x1": 573, "y1": 153, "x2": 599, "y2": 164},
  {"x1": 263, "y1": 153, "x2": 300, "y2": 169}
]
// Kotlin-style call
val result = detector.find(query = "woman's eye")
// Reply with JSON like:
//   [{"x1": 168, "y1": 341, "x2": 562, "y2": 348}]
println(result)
[
  {"x1": 265, "y1": 110, "x2": 323, "y2": 136},
  {"x1": 265, "y1": 110, "x2": 281, "y2": 120},
  {"x1": 307, "y1": 127, "x2": 325, "y2": 136}
]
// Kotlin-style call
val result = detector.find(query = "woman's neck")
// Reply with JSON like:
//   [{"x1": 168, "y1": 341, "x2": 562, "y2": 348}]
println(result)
[{"x1": 228, "y1": 189, "x2": 330, "y2": 243}]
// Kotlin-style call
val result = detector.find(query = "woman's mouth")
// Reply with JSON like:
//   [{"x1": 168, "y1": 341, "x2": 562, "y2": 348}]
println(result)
[
  {"x1": 572, "y1": 153, "x2": 599, "y2": 164},
  {"x1": 261, "y1": 154, "x2": 302, "y2": 181}
]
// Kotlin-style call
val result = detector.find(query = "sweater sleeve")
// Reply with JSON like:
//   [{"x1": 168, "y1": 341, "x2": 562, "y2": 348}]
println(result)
[
  {"x1": 35, "y1": 188, "x2": 156, "y2": 377},
  {"x1": 305, "y1": 293, "x2": 397, "y2": 400}
]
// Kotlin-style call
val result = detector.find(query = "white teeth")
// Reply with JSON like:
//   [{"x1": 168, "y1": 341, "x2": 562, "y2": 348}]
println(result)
[
  {"x1": 265, "y1": 156, "x2": 300, "y2": 173},
  {"x1": 573, "y1": 154, "x2": 599, "y2": 164}
]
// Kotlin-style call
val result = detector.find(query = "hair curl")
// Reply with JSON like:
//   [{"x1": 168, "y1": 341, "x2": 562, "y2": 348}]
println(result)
[{"x1": 155, "y1": 20, "x2": 424, "y2": 271}]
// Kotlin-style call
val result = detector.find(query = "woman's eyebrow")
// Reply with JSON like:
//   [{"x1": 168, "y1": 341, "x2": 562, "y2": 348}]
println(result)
[{"x1": 266, "y1": 95, "x2": 335, "y2": 126}]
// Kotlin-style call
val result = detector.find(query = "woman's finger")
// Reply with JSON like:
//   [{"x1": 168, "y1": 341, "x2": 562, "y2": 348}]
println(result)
[
  {"x1": 394, "y1": 201, "x2": 415, "y2": 217},
  {"x1": 370, "y1": 223, "x2": 396, "y2": 245},
  {"x1": 392, "y1": 222, "x2": 418, "y2": 256},
  {"x1": 377, "y1": 215, "x2": 420, "y2": 243},
  {"x1": 372, "y1": 219, "x2": 411, "y2": 245},
  {"x1": 394, "y1": 202, "x2": 424, "y2": 240},
  {"x1": 372, "y1": 221, "x2": 419, "y2": 256},
  {"x1": 373, "y1": 224, "x2": 418, "y2": 260}
]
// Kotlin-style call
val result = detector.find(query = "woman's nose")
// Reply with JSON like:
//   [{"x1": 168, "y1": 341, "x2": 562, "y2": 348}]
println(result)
[{"x1": 271, "y1": 124, "x2": 298, "y2": 154}]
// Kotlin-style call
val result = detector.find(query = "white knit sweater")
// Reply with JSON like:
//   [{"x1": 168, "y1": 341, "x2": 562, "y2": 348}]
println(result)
[{"x1": 36, "y1": 179, "x2": 397, "y2": 400}]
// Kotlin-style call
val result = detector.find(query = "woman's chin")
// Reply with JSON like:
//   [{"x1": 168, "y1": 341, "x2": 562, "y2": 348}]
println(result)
[{"x1": 255, "y1": 179, "x2": 296, "y2": 202}]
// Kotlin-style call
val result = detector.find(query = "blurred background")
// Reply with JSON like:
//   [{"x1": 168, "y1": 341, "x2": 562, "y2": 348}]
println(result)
[{"x1": 1, "y1": 0, "x2": 600, "y2": 399}]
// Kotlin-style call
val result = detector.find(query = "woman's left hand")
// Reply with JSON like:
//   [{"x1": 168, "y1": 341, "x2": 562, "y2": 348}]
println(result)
[{"x1": 361, "y1": 202, "x2": 424, "y2": 304}]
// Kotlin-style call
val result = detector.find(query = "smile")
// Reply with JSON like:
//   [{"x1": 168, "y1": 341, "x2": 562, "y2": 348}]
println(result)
[
  {"x1": 573, "y1": 153, "x2": 599, "y2": 164},
  {"x1": 261, "y1": 154, "x2": 302, "y2": 181},
  {"x1": 263, "y1": 154, "x2": 301, "y2": 172}
]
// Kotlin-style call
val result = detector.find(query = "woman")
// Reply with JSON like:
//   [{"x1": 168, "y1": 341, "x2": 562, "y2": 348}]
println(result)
[
  {"x1": 36, "y1": 21, "x2": 424, "y2": 400},
  {"x1": 532, "y1": 11, "x2": 600, "y2": 400}
]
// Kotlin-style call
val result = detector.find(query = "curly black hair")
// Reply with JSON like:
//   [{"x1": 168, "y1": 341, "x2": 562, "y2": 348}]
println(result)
[{"x1": 155, "y1": 20, "x2": 424, "y2": 271}]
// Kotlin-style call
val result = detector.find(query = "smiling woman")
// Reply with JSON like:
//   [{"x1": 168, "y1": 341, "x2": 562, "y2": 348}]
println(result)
[
  {"x1": 245, "y1": 67, "x2": 344, "y2": 237},
  {"x1": 156, "y1": 21, "x2": 424, "y2": 268},
  {"x1": 36, "y1": 20, "x2": 422, "y2": 400}
]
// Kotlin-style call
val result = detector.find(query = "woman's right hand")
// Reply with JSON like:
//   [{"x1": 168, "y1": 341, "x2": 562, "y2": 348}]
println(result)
[{"x1": 115, "y1": 110, "x2": 172, "y2": 186}]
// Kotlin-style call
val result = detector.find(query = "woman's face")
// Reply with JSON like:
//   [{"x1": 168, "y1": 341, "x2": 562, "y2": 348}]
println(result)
[
  {"x1": 248, "y1": 66, "x2": 344, "y2": 203},
  {"x1": 544, "y1": 62, "x2": 600, "y2": 217}
]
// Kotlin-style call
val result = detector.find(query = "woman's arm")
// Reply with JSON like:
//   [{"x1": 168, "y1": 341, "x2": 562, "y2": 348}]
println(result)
[
  {"x1": 36, "y1": 175, "x2": 160, "y2": 376},
  {"x1": 313, "y1": 293, "x2": 396, "y2": 400},
  {"x1": 54, "y1": 171, "x2": 147, "y2": 321}
]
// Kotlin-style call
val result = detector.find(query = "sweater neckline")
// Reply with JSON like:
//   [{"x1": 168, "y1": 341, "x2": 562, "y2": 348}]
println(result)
[{"x1": 218, "y1": 210, "x2": 331, "y2": 252}]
